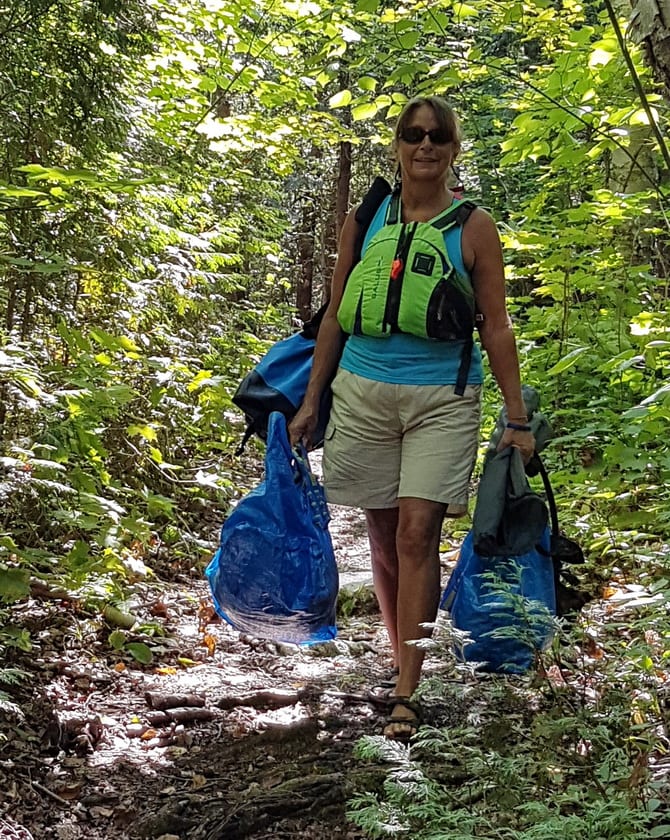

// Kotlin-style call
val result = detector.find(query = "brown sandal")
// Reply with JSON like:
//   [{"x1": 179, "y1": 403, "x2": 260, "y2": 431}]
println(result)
[
  {"x1": 382, "y1": 697, "x2": 422, "y2": 742},
  {"x1": 367, "y1": 668, "x2": 399, "y2": 707}
]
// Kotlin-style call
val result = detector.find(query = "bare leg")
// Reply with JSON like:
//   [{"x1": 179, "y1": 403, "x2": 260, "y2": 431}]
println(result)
[
  {"x1": 393, "y1": 497, "x2": 446, "y2": 700},
  {"x1": 366, "y1": 498, "x2": 444, "y2": 739},
  {"x1": 365, "y1": 507, "x2": 400, "y2": 667}
]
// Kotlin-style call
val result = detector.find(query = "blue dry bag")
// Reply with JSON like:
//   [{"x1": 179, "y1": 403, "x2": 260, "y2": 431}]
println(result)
[
  {"x1": 206, "y1": 411, "x2": 338, "y2": 644},
  {"x1": 232, "y1": 309, "x2": 333, "y2": 454},
  {"x1": 441, "y1": 527, "x2": 556, "y2": 673},
  {"x1": 441, "y1": 447, "x2": 557, "y2": 673},
  {"x1": 231, "y1": 177, "x2": 394, "y2": 455}
]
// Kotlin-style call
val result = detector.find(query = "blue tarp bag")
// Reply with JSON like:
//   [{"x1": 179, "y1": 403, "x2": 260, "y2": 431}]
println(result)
[
  {"x1": 441, "y1": 527, "x2": 556, "y2": 673},
  {"x1": 440, "y1": 447, "x2": 557, "y2": 673},
  {"x1": 206, "y1": 412, "x2": 338, "y2": 644}
]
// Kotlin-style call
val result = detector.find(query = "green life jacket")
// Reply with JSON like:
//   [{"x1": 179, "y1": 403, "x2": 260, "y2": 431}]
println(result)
[{"x1": 337, "y1": 192, "x2": 478, "y2": 394}]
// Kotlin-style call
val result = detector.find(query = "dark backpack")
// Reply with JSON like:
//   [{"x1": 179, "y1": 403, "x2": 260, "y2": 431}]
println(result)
[{"x1": 232, "y1": 177, "x2": 393, "y2": 453}]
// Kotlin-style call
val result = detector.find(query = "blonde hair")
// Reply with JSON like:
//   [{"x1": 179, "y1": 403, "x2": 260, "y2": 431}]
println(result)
[{"x1": 393, "y1": 96, "x2": 462, "y2": 158}]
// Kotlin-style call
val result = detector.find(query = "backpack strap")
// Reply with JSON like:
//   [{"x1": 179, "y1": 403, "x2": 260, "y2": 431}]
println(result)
[
  {"x1": 535, "y1": 455, "x2": 560, "y2": 540},
  {"x1": 454, "y1": 338, "x2": 472, "y2": 397},
  {"x1": 352, "y1": 177, "x2": 393, "y2": 264},
  {"x1": 432, "y1": 199, "x2": 478, "y2": 232},
  {"x1": 386, "y1": 190, "x2": 402, "y2": 225},
  {"x1": 386, "y1": 197, "x2": 477, "y2": 230},
  {"x1": 234, "y1": 421, "x2": 255, "y2": 457},
  {"x1": 435, "y1": 200, "x2": 477, "y2": 396}
]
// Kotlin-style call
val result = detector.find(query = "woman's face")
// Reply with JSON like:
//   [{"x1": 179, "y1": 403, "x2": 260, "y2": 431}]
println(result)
[{"x1": 396, "y1": 104, "x2": 455, "y2": 185}]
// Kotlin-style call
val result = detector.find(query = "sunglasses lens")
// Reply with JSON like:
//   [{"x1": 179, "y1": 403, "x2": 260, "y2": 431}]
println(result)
[
  {"x1": 429, "y1": 129, "x2": 450, "y2": 144},
  {"x1": 401, "y1": 127, "x2": 450, "y2": 145},
  {"x1": 401, "y1": 127, "x2": 424, "y2": 143}
]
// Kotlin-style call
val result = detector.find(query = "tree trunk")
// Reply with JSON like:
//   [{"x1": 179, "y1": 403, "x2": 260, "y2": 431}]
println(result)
[
  {"x1": 630, "y1": 0, "x2": 670, "y2": 97},
  {"x1": 335, "y1": 140, "x2": 351, "y2": 243},
  {"x1": 321, "y1": 139, "x2": 352, "y2": 304},
  {"x1": 296, "y1": 199, "x2": 316, "y2": 322}
]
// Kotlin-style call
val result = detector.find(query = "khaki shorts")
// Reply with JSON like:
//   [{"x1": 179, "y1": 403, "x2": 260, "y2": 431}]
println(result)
[{"x1": 322, "y1": 368, "x2": 481, "y2": 513}]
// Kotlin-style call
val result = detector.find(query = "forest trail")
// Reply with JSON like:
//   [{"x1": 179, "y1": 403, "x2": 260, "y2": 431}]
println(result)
[
  {"x1": 0, "y1": 452, "x2": 466, "y2": 840},
  {"x1": 3, "y1": 451, "x2": 670, "y2": 839}
]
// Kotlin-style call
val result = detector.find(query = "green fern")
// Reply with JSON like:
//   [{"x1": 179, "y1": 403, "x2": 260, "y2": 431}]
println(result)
[
  {"x1": 0, "y1": 668, "x2": 27, "y2": 721},
  {"x1": 0, "y1": 691, "x2": 24, "y2": 719},
  {"x1": 0, "y1": 667, "x2": 29, "y2": 686}
]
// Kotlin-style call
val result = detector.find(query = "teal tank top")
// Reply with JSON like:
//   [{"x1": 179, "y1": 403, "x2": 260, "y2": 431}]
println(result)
[{"x1": 339, "y1": 195, "x2": 484, "y2": 386}]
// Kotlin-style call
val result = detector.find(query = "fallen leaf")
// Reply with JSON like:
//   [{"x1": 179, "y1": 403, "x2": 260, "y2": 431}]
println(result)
[
  {"x1": 155, "y1": 666, "x2": 177, "y2": 676},
  {"x1": 198, "y1": 600, "x2": 219, "y2": 631},
  {"x1": 191, "y1": 773, "x2": 207, "y2": 790},
  {"x1": 126, "y1": 642, "x2": 153, "y2": 665},
  {"x1": 583, "y1": 637, "x2": 604, "y2": 659},
  {"x1": 141, "y1": 728, "x2": 158, "y2": 741},
  {"x1": 150, "y1": 600, "x2": 169, "y2": 618},
  {"x1": 202, "y1": 634, "x2": 216, "y2": 656},
  {"x1": 89, "y1": 806, "x2": 114, "y2": 818},
  {"x1": 114, "y1": 662, "x2": 126, "y2": 672},
  {"x1": 54, "y1": 782, "x2": 84, "y2": 800}
]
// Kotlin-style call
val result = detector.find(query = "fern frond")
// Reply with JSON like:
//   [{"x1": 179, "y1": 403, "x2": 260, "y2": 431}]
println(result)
[
  {"x1": 0, "y1": 668, "x2": 29, "y2": 686},
  {"x1": 0, "y1": 691, "x2": 24, "y2": 719}
]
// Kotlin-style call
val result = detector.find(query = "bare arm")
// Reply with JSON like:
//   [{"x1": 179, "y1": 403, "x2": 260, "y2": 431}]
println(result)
[
  {"x1": 288, "y1": 207, "x2": 359, "y2": 447},
  {"x1": 463, "y1": 209, "x2": 534, "y2": 459}
]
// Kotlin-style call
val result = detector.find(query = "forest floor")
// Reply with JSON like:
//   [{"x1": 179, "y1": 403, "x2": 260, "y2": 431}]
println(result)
[
  {"x1": 2, "y1": 454, "x2": 669, "y2": 840},
  {"x1": 0, "y1": 452, "x2": 468, "y2": 840}
]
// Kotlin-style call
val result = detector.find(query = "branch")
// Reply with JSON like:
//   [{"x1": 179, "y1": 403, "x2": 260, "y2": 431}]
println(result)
[
  {"x1": 422, "y1": 8, "x2": 666, "y2": 197},
  {"x1": 603, "y1": 0, "x2": 670, "y2": 173}
]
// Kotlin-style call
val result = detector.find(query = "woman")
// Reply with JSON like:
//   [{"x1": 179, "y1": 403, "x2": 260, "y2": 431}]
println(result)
[{"x1": 289, "y1": 96, "x2": 534, "y2": 740}]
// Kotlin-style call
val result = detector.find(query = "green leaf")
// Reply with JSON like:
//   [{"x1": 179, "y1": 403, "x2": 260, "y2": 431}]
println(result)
[
  {"x1": 0, "y1": 185, "x2": 48, "y2": 198},
  {"x1": 547, "y1": 347, "x2": 589, "y2": 375},
  {"x1": 352, "y1": 102, "x2": 379, "y2": 121},
  {"x1": 589, "y1": 47, "x2": 614, "y2": 67},
  {"x1": 329, "y1": 89, "x2": 352, "y2": 108},
  {"x1": 357, "y1": 76, "x2": 377, "y2": 92},
  {"x1": 0, "y1": 567, "x2": 30, "y2": 602},
  {"x1": 127, "y1": 424, "x2": 158, "y2": 441},
  {"x1": 126, "y1": 642, "x2": 153, "y2": 665},
  {"x1": 103, "y1": 604, "x2": 137, "y2": 629},
  {"x1": 396, "y1": 30, "x2": 420, "y2": 49},
  {"x1": 108, "y1": 629, "x2": 127, "y2": 650}
]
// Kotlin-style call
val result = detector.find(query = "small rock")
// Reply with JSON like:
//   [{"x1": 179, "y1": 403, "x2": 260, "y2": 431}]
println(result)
[
  {"x1": 126, "y1": 723, "x2": 148, "y2": 738},
  {"x1": 275, "y1": 641, "x2": 300, "y2": 656},
  {"x1": 303, "y1": 639, "x2": 349, "y2": 658}
]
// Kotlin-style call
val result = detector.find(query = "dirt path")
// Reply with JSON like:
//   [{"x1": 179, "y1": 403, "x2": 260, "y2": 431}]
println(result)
[{"x1": 0, "y1": 453, "x2": 464, "y2": 840}]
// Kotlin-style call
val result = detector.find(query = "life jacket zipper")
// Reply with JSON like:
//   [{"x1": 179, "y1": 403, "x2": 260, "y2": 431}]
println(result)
[{"x1": 383, "y1": 221, "x2": 417, "y2": 333}]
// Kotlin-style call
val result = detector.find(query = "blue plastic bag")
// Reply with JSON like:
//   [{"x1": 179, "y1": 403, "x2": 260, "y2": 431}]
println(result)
[
  {"x1": 441, "y1": 527, "x2": 556, "y2": 673},
  {"x1": 206, "y1": 412, "x2": 338, "y2": 644}
]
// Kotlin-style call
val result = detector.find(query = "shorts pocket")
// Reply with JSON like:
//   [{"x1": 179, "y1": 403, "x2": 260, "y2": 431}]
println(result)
[{"x1": 324, "y1": 419, "x2": 337, "y2": 441}]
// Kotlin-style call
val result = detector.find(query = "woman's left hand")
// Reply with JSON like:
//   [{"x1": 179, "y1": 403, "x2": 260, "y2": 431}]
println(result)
[{"x1": 497, "y1": 428, "x2": 535, "y2": 464}]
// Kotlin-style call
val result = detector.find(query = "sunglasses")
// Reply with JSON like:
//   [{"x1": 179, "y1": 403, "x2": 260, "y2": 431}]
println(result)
[{"x1": 399, "y1": 126, "x2": 451, "y2": 145}]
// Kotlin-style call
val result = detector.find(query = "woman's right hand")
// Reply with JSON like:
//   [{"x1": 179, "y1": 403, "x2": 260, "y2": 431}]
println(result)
[{"x1": 288, "y1": 399, "x2": 319, "y2": 449}]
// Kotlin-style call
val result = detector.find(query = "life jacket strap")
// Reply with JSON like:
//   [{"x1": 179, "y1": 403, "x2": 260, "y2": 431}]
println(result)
[
  {"x1": 432, "y1": 200, "x2": 478, "y2": 231},
  {"x1": 387, "y1": 191, "x2": 401, "y2": 224},
  {"x1": 386, "y1": 197, "x2": 477, "y2": 230},
  {"x1": 455, "y1": 336, "x2": 473, "y2": 396}
]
